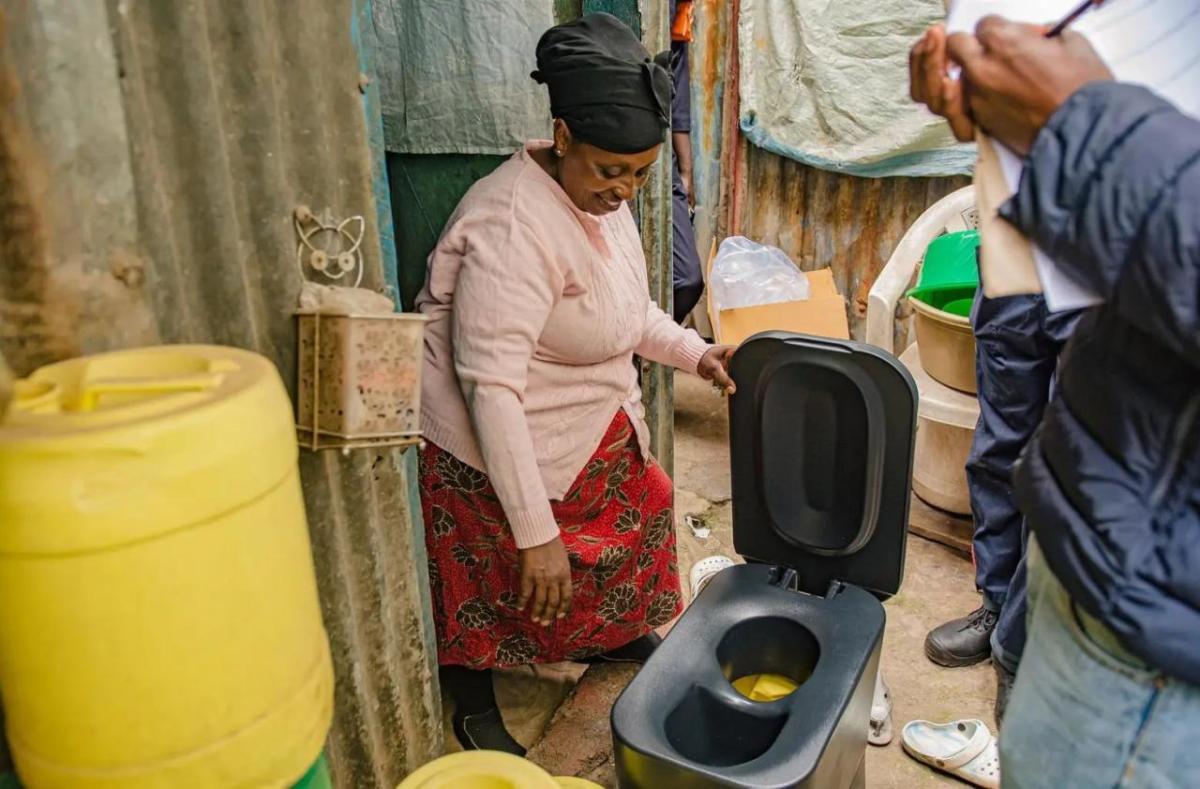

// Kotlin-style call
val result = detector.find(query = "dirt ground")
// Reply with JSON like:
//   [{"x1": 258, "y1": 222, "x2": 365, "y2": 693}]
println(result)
[{"x1": 443, "y1": 373, "x2": 997, "y2": 787}]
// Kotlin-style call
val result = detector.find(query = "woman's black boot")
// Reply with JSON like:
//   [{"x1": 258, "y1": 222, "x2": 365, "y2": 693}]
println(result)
[{"x1": 441, "y1": 666, "x2": 526, "y2": 756}]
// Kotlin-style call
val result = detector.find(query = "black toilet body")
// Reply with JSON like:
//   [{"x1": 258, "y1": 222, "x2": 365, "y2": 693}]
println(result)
[{"x1": 611, "y1": 332, "x2": 918, "y2": 789}]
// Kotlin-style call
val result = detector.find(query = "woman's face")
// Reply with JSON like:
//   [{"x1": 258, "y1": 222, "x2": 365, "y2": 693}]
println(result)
[{"x1": 553, "y1": 120, "x2": 661, "y2": 216}]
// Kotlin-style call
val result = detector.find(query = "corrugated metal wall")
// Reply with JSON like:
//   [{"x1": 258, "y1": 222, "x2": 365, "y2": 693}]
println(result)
[
  {"x1": 687, "y1": 0, "x2": 730, "y2": 277},
  {"x1": 735, "y1": 150, "x2": 968, "y2": 340},
  {"x1": 0, "y1": 0, "x2": 440, "y2": 784},
  {"x1": 690, "y1": 0, "x2": 970, "y2": 342}
]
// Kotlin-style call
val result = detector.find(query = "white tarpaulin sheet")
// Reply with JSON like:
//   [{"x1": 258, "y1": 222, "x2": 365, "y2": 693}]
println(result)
[
  {"x1": 373, "y1": 0, "x2": 553, "y2": 155},
  {"x1": 738, "y1": 0, "x2": 975, "y2": 177}
]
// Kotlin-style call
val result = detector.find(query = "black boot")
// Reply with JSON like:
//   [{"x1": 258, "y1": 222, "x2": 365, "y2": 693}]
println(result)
[
  {"x1": 440, "y1": 666, "x2": 526, "y2": 756},
  {"x1": 579, "y1": 632, "x2": 662, "y2": 665},
  {"x1": 993, "y1": 658, "x2": 1016, "y2": 726},
  {"x1": 924, "y1": 606, "x2": 998, "y2": 667}
]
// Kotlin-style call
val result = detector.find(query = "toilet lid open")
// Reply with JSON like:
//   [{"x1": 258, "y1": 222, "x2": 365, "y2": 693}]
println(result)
[{"x1": 728, "y1": 332, "x2": 918, "y2": 599}]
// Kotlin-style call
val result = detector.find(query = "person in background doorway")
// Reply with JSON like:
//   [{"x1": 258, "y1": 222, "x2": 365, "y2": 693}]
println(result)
[
  {"x1": 922, "y1": 15, "x2": 1200, "y2": 786},
  {"x1": 669, "y1": 0, "x2": 705, "y2": 324},
  {"x1": 415, "y1": 13, "x2": 735, "y2": 755},
  {"x1": 911, "y1": 23, "x2": 1080, "y2": 722}
]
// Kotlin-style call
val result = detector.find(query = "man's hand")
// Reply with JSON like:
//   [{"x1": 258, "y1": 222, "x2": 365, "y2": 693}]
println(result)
[
  {"x1": 910, "y1": 24, "x2": 975, "y2": 142},
  {"x1": 698, "y1": 345, "x2": 736, "y2": 395},
  {"x1": 680, "y1": 170, "x2": 695, "y2": 210},
  {"x1": 518, "y1": 536, "x2": 572, "y2": 626},
  {"x1": 947, "y1": 17, "x2": 1112, "y2": 155},
  {"x1": 673, "y1": 130, "x2": 696, "y2": 210}
]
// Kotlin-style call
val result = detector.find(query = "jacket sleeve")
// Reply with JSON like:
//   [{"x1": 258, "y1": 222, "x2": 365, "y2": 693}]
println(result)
[{"x1": 1000, "y1": 83, "x2": 1200, "y2": 364}]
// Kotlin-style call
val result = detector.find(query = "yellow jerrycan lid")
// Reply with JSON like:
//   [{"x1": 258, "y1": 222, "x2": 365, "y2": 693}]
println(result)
[
  {"x1": 0, "y1": 345, "x2": 297, "y2": 555},
  {"x1": 395, "y1": 752, "x2": 604, "y2": 789}
]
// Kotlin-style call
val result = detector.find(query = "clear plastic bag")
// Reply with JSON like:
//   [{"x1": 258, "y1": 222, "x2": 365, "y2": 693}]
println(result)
[{"x1": 709, "y1": 236, "x2": 810, "y2": 314}]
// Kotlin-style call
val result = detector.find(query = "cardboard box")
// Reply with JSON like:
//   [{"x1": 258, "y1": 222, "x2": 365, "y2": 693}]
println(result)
[{"x1": 706, "y1": 240, "x2": 851, "y2": 346}]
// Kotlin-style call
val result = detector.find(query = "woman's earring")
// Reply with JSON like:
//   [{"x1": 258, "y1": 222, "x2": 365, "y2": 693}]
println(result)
[{"x1": 553, "y1": 147, "x2": 564, "y2": 158}]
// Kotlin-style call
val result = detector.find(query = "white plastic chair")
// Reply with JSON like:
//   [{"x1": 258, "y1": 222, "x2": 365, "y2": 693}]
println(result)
[{"x1": 866, "y1": 186, "x2": 977, "y2": 355}]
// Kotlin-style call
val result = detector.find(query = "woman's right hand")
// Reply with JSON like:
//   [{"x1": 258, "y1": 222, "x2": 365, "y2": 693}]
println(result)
[{"x1": 518, "y1": 536, "x2": 573, "y2": 625}]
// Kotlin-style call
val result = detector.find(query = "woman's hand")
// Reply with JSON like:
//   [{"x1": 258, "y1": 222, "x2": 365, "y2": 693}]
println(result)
[
  {"x1": 518, "y1": 536, "x2": 573, "y2": 625},
  {"x1": 698, "y1": 345, "x2": 736, "y2": 395},
  {"x1": 947, "y1": 17, "x2": 1112, "y2": 156}
]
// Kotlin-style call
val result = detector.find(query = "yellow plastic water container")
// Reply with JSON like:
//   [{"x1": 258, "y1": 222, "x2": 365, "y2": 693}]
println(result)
[
  {"x1": 0, "y1": 345, "x2": 333, "y2": 788},
  {"x1": 395, "y1": 752, "x2": 603, "y2": 789}
]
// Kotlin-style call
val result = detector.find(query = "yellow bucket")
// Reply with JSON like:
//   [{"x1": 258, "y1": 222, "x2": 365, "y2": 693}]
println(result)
[
  {"x1": 0, "y1": 346, "x2": 333, "y2": 788},
  {"x1": 396, "y1": 753, "x2": 603, "y2": 789}
]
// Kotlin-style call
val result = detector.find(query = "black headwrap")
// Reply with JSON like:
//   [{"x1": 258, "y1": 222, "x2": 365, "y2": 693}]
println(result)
[{"x1": 531, "y1": 13, "x2": 672, "y2": 154}]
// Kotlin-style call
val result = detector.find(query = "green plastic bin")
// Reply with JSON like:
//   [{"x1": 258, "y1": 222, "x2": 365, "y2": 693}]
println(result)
[{"x1": 908, "y1": 230, "x2": 980, "y2": 305}]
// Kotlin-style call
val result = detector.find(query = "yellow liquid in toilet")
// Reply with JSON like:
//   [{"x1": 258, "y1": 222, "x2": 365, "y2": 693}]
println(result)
[{"x1": 731, "y1": 673, "x2": 801, "y2": 702}]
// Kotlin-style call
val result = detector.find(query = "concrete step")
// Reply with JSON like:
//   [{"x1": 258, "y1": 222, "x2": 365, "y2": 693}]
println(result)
[{"x1": 526, "y1": 663, "x2": 640, "y2": 788}]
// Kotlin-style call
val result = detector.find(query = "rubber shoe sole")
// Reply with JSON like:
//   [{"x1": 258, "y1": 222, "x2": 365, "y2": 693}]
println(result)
[{"x1": 924, "y1": 634, "x2": 992, "y2": 668}]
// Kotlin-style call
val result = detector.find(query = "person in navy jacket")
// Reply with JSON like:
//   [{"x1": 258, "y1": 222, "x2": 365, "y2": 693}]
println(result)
[{"x1": 914, "y1": 15, "x2": 1200, "y2": 786}]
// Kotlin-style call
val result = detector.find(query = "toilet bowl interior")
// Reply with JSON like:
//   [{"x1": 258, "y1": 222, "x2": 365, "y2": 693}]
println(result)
[
  {"x1": 660, "y1": 615, "x2": 822, "y2": 768},
  {"x1": 719, "y1": 616, "x2": 820, "y2": 699}
]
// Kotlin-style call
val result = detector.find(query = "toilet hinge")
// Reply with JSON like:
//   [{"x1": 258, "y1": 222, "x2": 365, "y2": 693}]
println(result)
[
  {"x1": 770, "y1": 567, "x2": 799, "y2": 591},
  {"x1": 771, "y1": 569, "x2": 847, "y2": 599}
]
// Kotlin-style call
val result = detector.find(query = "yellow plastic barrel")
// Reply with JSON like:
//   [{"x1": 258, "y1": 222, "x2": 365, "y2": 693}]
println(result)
[{"x1": 0, "y1": 345, "x2": 333, "y2": 788}]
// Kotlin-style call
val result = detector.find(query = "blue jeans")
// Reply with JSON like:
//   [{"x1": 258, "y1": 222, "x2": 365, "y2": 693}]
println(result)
[{"x1": 1001, "y1": 539, "x2": 1200, "y2": 787}]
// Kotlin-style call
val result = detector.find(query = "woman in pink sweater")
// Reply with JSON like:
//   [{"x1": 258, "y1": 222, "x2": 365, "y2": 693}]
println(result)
[{"x1": 415, "y1": 13, "x2": 733, "y2": 753}]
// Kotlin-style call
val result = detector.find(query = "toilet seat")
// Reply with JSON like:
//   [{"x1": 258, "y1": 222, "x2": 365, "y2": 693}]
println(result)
[{"x1": 612, "y1": 333, "x2": 918, "y2": 789}]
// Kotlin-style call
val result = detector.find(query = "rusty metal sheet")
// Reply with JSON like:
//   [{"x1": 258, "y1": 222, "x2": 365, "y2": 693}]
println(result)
[
  {"x1": 688, "y1": 0, "x2": 730, "y2": 271},
  {"x1": 737, "y1": 146, "x2": 969, "y2": 340},
  {"x1": 0, "y1": 0, "x2": 441, "y2": 784},
  {"x1": 689, "y1": 0, "x2": 969, "y2": 343},
  {"x1": 631, "y1": 0, "x2": 676, "y2": 472}
]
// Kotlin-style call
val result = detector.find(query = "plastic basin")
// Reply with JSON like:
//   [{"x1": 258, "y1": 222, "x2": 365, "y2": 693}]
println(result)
[{"x1": 909, "y1": 291, "x2": 977, "y2": 394}]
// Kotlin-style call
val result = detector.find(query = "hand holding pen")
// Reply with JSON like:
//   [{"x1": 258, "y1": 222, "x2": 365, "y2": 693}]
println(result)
[{"x1": 910, "y1": 4, "x2": 1114, "y2": 154}]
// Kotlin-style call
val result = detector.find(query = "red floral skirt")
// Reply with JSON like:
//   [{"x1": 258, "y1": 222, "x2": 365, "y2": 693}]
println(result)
[{"x1": 419, "y1": 411, "x2": 682, "y2": 668}]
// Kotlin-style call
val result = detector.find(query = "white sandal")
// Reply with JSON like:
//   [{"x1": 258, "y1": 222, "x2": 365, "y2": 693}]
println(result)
[
  {"x1": 689, "y1": 556, "x2": 735, "y2": 600},
  {"x1": 901, "y1": 719, "x2": 1000, "y2": 789},
  {"x1": 869, "y1": 672, "x2": 893, "y2": 746}
]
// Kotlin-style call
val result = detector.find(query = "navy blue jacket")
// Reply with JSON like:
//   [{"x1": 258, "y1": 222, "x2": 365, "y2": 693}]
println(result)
[{"x1": 1006, "y1": 83, "x2": 1200, "y2": 684}]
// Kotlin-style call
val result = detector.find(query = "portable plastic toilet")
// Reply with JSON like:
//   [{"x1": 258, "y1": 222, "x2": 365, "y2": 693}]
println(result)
[
  {"x1": 0, "y1": 345, "x2": 333, "y2": 788},
  {"x1": 611, "y1": 332, "x2": 917, "y2": 788}
]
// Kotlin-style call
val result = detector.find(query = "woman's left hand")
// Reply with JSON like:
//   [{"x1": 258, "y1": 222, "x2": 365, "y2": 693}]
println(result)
[{"x1": 698, "y1": 345, "x2": 736, "y2": 395}]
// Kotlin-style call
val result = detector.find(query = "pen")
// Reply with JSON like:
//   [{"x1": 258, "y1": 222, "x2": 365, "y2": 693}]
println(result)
[{"x1": 1046, "y1": 0, "x2": 1106, "y2": 38}]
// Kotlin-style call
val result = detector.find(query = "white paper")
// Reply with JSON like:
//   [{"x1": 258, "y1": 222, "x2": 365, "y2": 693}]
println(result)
[{"x1": 947, "y1": 0, "x2": 1200, "y2": 312}]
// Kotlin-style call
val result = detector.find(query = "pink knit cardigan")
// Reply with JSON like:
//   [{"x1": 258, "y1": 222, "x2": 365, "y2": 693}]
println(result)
[{"x1": 416, "y1": 142, "x2": 709, "y2": 548}]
